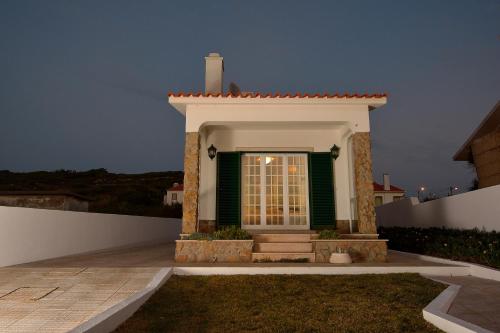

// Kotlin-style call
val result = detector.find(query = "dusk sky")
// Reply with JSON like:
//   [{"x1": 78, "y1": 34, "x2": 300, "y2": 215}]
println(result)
[{"x1": 1, "y1": 0, "x2": 499, "y2": 196}]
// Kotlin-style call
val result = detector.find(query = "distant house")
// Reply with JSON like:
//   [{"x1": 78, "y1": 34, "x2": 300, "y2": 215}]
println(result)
[
  {"x1": 454, "y1": 101, "x2": 500, "y2": 189},
  {"x1": 164, "y1": 183, "x2": 183, "y2": 205},
  {"x1": 0, "y1": 191, "x2": 89, "y2": 211},
  {"x1": 373, "y1": 174, "x2": 405, "y2": 206}
]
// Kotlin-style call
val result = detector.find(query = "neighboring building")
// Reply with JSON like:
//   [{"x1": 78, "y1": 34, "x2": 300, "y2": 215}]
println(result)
[
  {"x1": 164, "y1": 183, "x2": 184, "y2": 205},
  {"x1": 168, "y1": 52, "x2": 387, "y2": 235},
  {"x1": 373, "y1": 174, "x2": 405, "y2": 206},
  {"x1": 454, "y1": 101, "x2": 500, "y2": 189},
  {"x1": 0, "y1": 191, "x2": 89, "y2": 211}
]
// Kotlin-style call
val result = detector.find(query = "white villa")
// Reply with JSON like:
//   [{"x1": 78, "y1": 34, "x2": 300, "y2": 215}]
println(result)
[
  {"x1": 163, "y1": 183, "x2": 184, "y2": 206},
  {"x1": 169, "y1": 53, "x2": 388, "y2": 262}
]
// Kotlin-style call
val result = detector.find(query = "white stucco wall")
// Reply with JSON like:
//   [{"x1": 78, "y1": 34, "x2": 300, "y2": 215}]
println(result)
[
  {"x1": 0, "y1": 206, "x2": 181, "y2": 267},
  {"x1": 198, "y1": 125, "x2": 355, "y2": 222},
  {"x1": 376, "y1": 185, "x2": 500, "y2": 231}
]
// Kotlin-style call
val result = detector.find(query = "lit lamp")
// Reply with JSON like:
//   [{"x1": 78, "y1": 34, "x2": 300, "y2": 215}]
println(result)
[
  {"x1": 330, "y1": 145, "x2": 340, "y2": 160},
  {"x1": 208, "y1": 144, "x2": 217, "y2": 160}
]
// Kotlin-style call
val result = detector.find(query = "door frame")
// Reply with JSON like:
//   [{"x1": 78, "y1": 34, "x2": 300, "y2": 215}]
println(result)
[{"x1": 240, "y1": 152, "x2": 311, "y2": 230}]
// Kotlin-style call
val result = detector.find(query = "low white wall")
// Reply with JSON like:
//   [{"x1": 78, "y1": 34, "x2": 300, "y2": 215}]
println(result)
[
  {"x1": 0, "y1": 206, "x2": 181, "y2": 267},
  {"x1": 376, "y1": 185, "x2": 500, "y2": 231}
]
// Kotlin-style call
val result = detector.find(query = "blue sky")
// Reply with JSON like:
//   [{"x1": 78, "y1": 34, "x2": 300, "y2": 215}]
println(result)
[{"x1": 0, "y1": 0, "x2": 499, "y2": 196}]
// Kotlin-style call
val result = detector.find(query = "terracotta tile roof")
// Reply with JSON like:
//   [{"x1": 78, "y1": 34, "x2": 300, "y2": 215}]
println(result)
[
  {"x1": 373, "y1": 182, "x2": 404, "y2": 192},
  {"x1": 167, "y1": 184, "x2": 183, "y2": 191},
  {"x1": 168, "y1": 92, "x2": 387, "y2": 99}
]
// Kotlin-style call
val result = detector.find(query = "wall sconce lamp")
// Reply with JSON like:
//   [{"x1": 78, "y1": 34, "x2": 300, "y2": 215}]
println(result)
[
  {"x1": 208, "y1": 144, "x2": 217, "y2": 160},
  {"x1": 330, "y1": 144, "x2": 340, "y2": 160}
]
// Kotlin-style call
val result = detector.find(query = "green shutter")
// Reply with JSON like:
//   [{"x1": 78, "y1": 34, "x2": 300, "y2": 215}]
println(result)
[
  {"x1": 216, "y1": 152, "x2": 241, "y2": 227},
  {"x1": 309, "y1": 152, "x2": 336, "y2": 229}
]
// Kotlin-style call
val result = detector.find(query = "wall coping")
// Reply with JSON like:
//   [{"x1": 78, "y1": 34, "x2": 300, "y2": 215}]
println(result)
[
  {"x1": 176, "y1": 239, "x2": 254, "y2": 242},
  {"x1": 311, "y1": 239, "x2": 388, "y2": 242}
]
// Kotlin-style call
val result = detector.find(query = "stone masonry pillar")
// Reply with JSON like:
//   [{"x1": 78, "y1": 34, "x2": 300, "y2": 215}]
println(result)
[
  {"x1": 182, "y1": 132, "x2": 200, "y2": 234},
  {"x1": 352, "y1": 132, "x2": 377, "y2": 234}
]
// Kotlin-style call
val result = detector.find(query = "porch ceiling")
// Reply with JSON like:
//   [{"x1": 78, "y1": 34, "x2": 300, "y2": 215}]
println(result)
[{"x1": 202, "y1": 122, "x2": 346, "y2": 131}]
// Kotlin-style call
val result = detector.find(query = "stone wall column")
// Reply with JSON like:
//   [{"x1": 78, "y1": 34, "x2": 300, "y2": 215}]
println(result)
[
  {"x1": 352, "y1": 132, "x2": 377, "y2": 234},
  {"x1": 182, "y1": 132, "x2": 200, "y2": 234}
]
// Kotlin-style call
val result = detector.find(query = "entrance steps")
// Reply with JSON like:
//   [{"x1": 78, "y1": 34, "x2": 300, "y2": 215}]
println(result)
[{"x1": 252, "y1": 233, "x2": 315, "y2": 263}]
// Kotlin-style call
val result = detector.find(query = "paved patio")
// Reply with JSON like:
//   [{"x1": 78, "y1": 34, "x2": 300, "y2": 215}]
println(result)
[
  {"x1": 430, "y1": 275, "x2": 500, "y2": 332},
  {"x1": 1, "y1": 242, "x2": 499, "y2": 332}
]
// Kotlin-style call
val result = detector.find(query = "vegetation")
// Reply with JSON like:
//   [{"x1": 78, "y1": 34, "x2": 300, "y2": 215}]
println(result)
[
  {"x1": 113, "y1": 274, "x2": 445, "y2": 333},
  {"x1": 379, "y1": 226, "x2": 500, "y2": 269},
  {"x1": 186, "y1": 226, "x2": 252, "y2": 240},
  {"x1": 0, "y1": 169, "x2": 183, "y2": 217},
  {"x1": 318, "y1": 229, "x2": 340, "y2": 239},
  {"x1": 213, "y1": 226, "x2": 252, "y2": 240}
]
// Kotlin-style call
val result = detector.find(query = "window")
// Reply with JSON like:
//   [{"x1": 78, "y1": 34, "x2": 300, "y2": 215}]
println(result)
[
  {"x1": 393, "y1": 196, "x2": 404, "y2": 201},
  {"x1": 171, "y1": 193, "x2": 177, "y2": 202},
  {"x1": 374, "y1": 196, "x2": 383, "y2": 207}
]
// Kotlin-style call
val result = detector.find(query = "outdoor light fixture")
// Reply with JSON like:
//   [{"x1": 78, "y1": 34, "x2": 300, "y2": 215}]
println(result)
[
  {"x1": 330, "y1": 145, "x2": 340, "y2": 160},
  {"x1": 208, "y1": 144, "x2": 217, "y2": 160}
]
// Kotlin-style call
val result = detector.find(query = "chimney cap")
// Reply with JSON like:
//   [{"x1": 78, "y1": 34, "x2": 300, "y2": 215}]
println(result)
[{"x1": 206, "y1": 52, "x2": 222, "y2": 58}]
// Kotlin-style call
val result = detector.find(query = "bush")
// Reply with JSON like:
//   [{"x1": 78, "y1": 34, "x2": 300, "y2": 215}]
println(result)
[
  {"x1": 378, "y1": 226, "x2": 500, "y2": 269},
  {"x1": 186, "y1": 226, "x2": 252, "y2": 241},
  {"x1": 186, "y1": 232, "x2": 213, "y2": 240},
  {"x1": 213, "y1": 226, "x2": 252, "y2": 240},
  {"x1": 318, "y1": 229, "x2": 340, "y2": 240}
]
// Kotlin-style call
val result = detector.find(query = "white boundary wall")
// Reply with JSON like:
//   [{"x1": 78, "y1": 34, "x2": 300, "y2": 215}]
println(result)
[
  {"x1": 0, "y1": 206, "x2": 181, "y2": 267},
  {"x1": 376, "y1": 185, "x2": 500, "y2": 231}
]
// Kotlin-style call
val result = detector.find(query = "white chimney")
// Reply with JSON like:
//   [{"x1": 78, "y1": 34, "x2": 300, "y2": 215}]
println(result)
[
  {"x1": 205, "y1": 52, "x2": 223, "y2": 94},
  {"x1": 383, "y1": 173, "x2": 390, "y2": 191}
]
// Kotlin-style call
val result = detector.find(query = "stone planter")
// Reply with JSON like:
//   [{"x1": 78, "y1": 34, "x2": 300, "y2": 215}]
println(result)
[
  {"x1": 175, "y1": 240, "x2": 253, "y2": 263},
  {"x1": 329, "y1": 253, "x2": 352, "y2": 264},
  {"x1": 312, "y1": 239, "x2": 388, "y2": 263}
]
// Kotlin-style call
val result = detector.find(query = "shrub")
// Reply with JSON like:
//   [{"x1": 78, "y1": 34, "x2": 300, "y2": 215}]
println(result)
[
  {"x1": 378, "y1": 226, "x2": 500, "y2": 269},
  {"x1": 318, "y1": 229, "x2": 340, "y2": 240},
  {"x1": 185, "y1": 226, "x2": 252, "y2": 241},
  {"x1": 186, "y1": 233, "x2": 213, "y2": 240},
  {"x1": 213, "y1": 226, "x2": 252, "y2": 240}
]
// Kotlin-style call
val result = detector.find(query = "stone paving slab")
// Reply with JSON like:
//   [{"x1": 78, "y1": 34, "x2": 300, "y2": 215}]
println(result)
[{"x1": 0, "y1": 267, "x2": 161, "y2": 333}]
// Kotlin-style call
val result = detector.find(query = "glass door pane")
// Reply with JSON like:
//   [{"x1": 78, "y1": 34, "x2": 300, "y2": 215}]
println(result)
[
  {"x1": 242, "y1": 155, "x2": 261, "y2": 226},
  {"x1": 287, "y1": 155, "x2": 308, "y2": 226},
  {"x1": 265, "y1": 155, "x2": 284, "y2": 225}
]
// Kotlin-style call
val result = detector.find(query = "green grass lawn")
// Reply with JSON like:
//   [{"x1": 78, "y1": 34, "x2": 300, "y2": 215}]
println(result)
[{"x1": 114, "y1": 274, "x2": 445, "y2": 333}]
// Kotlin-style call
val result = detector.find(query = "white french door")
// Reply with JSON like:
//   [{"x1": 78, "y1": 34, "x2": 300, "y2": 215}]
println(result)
[{"x1": 241, "y1": 153, "x2": 310, "y2": 230}]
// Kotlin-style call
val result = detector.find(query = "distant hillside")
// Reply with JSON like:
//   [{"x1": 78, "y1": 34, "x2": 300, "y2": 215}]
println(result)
[{"x1": 0, "y1": 169, "x2": 184, "y2": 217}]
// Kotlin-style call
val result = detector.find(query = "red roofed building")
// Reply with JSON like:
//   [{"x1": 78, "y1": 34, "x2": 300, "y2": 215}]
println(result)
[
  {"x1": 164, "y1": 183, "x2": 183, "y2": 206},
  {"x1": 373, "y1": 174, "x2": 405, "y2": 206}
]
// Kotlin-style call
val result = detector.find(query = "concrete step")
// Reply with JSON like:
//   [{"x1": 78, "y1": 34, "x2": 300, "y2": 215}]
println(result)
[
  {"x1": 252, "y1": 252, "x2": 315, "y2": 263},
  {"x1": 252, "y1": 234, "x2": 311, "y2": 243},
  {"x1": 254, "y1": 242, "x2": 313, "y2": 253}
]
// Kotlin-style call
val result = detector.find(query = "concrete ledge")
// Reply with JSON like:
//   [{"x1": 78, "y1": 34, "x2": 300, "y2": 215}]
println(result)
[
  {"x1": 69, "y1": 267, "x2": 173, "y2": 333},
  {"x1": 423, "y1": 283, "x2": 494, "y2": 333},
  {"x1": 173, "y1": 265, "x2": 469, "y2": 276}
]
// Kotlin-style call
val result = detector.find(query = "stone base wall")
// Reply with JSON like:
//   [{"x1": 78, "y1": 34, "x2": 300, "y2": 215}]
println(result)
[
  {"x1": 198, "y1": 220, "x2": 216, "y2": 233},
  {"x1": 175, "y1": 240, "x2": 253, "y2": 263},
  {"x1": 312, "y1": 240, "x2": 387, "y2": 263}
]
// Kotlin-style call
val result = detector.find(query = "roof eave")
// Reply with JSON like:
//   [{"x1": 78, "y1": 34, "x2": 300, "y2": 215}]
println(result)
[{"x1": 168, "y1": 95, "x2": 387, "y2": 116}]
